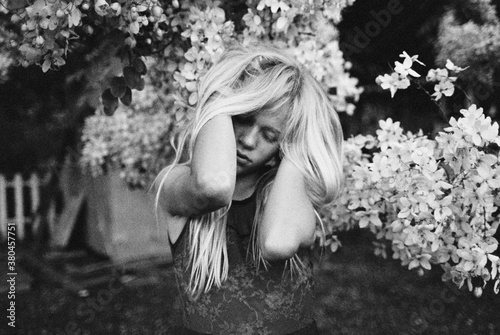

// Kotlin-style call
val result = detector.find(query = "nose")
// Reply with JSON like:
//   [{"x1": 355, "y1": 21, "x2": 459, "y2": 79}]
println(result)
[{"x1": 238, "y1": 126, "x2": 258, "y2": 150}]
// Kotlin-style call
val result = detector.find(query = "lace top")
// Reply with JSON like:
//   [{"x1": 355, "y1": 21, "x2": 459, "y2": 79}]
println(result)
[{"x1": 171, "y1": 191, "x2": 316, "y2": 335}]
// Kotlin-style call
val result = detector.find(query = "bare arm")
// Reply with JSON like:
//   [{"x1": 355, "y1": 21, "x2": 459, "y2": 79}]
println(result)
[
  {"x1": 259, "y1": 158, "x2": 317, "y2": 260},
  {"x1": 154, "y1": 115, "x2": 237, "y2": 243}
]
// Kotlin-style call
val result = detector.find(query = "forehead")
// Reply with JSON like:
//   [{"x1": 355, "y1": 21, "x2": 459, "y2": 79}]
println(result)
[{"x1": 254, "y1": 106, "x2": 288, "y2": 131}]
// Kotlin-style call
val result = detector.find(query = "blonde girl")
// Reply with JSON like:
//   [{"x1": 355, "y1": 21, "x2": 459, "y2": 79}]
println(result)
[{"x1": 155, "y1": 43, "x2": 343, "y2": 335}]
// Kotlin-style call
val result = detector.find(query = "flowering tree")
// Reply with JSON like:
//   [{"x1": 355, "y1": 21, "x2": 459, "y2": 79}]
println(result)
[
  {"x1": 320, "y1": 52, "x2": 499, "y2": 296},
  {"x1": 325, "y1": 106, "x2": 500, "y2": 297},
  {"x1": 0, "y1": 0, "x2": 362, "y2": 114}
]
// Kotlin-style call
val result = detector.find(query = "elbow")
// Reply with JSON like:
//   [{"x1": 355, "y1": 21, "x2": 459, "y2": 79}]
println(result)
[
  {"x1": 260, "y1": 236, "x2": 300, "y2": 261},
  {"x1": 260, "y1": 231, "x2": 315, "y2": 261},
  {"x1": 261, "y1": 244, "x2": 297, "y2": 261},
  {"x1": 194, "y1": 172, "x2": 234, "y2": 208}
]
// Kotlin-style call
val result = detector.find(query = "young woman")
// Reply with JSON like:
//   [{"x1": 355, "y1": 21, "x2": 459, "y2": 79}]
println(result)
[{"x1": 154, "y1": 43, "x2": 344, "y2": 335}]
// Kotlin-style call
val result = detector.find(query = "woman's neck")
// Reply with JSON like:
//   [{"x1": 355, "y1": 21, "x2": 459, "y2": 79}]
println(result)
[{"x1": 233, "y1": 172, "x2": 261, "y2": 200}]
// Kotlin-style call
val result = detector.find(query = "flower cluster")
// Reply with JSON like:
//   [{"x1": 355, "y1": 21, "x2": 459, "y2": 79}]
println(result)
[
  {"x1": 7, "y1": 0, "x2": 79, "y2": 70},
  {"x1": 375, "y1": 51, "x2": 424, "y2": 98},
  {"x1": 171, "y1": 2, "x2": 234, "y2": 107},
  {"x1": 323, "y1": 104, "x2": 500, "y2": 295},
  {"x1": 426, "y1": 59, "x2": 468, "y2": 100},
  {"x1": 2, "y1": 0, "x2": 363, "y2": 122},
  {"x1": 241, "y1": 0, "x2": 362, "y2": 114},
  {"x1": 4, "y1": 0, "x2": 169, "y2": 71},
  {"x1": 376, "y1": 51, "x2": 469, "y2": 102}
]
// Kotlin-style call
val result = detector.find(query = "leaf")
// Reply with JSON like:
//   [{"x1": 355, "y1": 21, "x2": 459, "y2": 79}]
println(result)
[
  {"x1": 123, "y1": 66, "x2": 141, "y2": 89},
  {"x1": 408, "y1": 259, "x2": 419, "y2": 270},
  {"x1": 420, "y1": 258, "x2": 431, "y2": 270},
  {"x1": 460, "y1": 221, "x2": 473, "y2": 234},
  {"x1": 488, "y1": 254, "x2": 499, "y2": 263},
  {"x1": 69, "y1": 6, "x2": 82, "y2": 28},
  {"x1": 358, "y1": 217, "x2": 369, "y2": 228},
  {"x1": 132, "y1": 58, "x2": 147, "y2": 75},
  {"x1": 129, "y1": 21, "x2": 140, "y2": 34},
  {"x1": 102, "y1": 89, "x2": 118, "y2": 115},
  {"x1": 136, "y1": 77, "x2": 145, "y2": 91},
  {"x1": 472, "y1": 133, "x2": 482, "y2": 146},
  {"x1": 431, "y1": 239, "x2": 440, "y2": 252},
  {"x1": 477, "y1": 163, "x2": 491, "y2": 179},
  {"x1": 110, "y1": 76, "x2": 127, "y2": 98},
  {"x1": 188, "y1": 92, "x2": 198, "y2": 105},
  {"x1": 276, "y1": 16, "x2": 288, "y2": 31},
  {"x1": 185, "y1": 81, "x2": 197, "y2": 92},
  {"x1": 479, "y1": 255, "x2": 487, "y2": 268},
  {"x1": 53, "y1": 56, "x2": 65, "y2": 67},
  {"x1": 391, "y1": 220, "x2": 403, "y2": 233},
  {"x1": 120, "y1": 87, "x2": 132, "y2": 106},
  {"x1": 463, "y1": 261, "x2": 474, "y2": 272},
  {"x1": 42, "y1": 59, "x2": 51, "y2": 72},
  {"x1": 5, "y1": 0, "x2": 30, "y2": 10}
]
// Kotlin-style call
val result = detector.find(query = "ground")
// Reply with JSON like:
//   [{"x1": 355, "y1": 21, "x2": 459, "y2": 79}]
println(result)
[{"x1": 2, "y1": 229, "x2": 499, "y2": 335}]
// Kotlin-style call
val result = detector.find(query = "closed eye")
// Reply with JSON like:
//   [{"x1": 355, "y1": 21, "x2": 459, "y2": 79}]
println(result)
[{"x1": 262, "y1": 129, "x2": 279, "y2": 143}]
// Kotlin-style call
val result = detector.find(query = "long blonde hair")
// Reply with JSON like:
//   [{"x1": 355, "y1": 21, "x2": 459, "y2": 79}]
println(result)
[{"x1": 155, "y1": 43, "x2": 344, "y2": 298}]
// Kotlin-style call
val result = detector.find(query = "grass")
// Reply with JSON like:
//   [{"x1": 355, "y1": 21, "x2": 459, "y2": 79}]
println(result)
[
  {"x1": 5, "y1": 229, "x2": 500, "y2": 335},
  {"x1": 314, "y1": 230, "x2": 500, "y2": 335}
]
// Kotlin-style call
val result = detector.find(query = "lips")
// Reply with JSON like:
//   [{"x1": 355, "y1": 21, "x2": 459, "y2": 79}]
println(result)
[{"x1": 236, "y1": 150, "x2": 251, "y2": 162}]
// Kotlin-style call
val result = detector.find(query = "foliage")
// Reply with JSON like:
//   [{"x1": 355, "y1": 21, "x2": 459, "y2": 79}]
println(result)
[
  {"x1": 324, "y1": 106, "x2": 500, "y2": 296},
  {"x1": 80, "y1": 80, "x2": 174, "y2": 188},
  {"x1": 435, "y1": 1, "x2": 500, "y2": 86},
  {"x1": 0, "y1": 9, "x2": 16, "y2": 84},
  {"x1": 1, "y1": 0, "x2": 362, "y2": 116},
  {"x1": 319, "y1": 52, "x2": 500, "y2": 296}
]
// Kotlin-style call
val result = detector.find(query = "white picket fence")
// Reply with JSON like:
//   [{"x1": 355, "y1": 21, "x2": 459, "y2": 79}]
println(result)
[{"x1": 0, "y1": 173, "x2": 56, "y2": 241}]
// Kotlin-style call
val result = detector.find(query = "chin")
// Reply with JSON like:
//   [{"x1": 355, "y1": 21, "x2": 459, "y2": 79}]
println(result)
[{"x1": 236, "y1": 164, "x2": 261, "y2": 177}]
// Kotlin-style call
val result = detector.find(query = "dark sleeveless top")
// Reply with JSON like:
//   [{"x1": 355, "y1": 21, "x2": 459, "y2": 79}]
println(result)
[{"x1": 171, "y1": 191, "x2": 316, "y2": 335}]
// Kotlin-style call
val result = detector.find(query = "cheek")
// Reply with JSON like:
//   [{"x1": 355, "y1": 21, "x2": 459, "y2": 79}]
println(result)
[
  {"x1": 259, "y1": 144, "x2": 280, "y2": 163},
  {"x1": 233, "y1": 125, "x2": 242, "y2": 137}
]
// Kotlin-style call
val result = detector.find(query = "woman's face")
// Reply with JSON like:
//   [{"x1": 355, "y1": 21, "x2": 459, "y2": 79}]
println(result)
[{"x1": 232, "y1": 107, "x2": 287, "y2": 177}]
